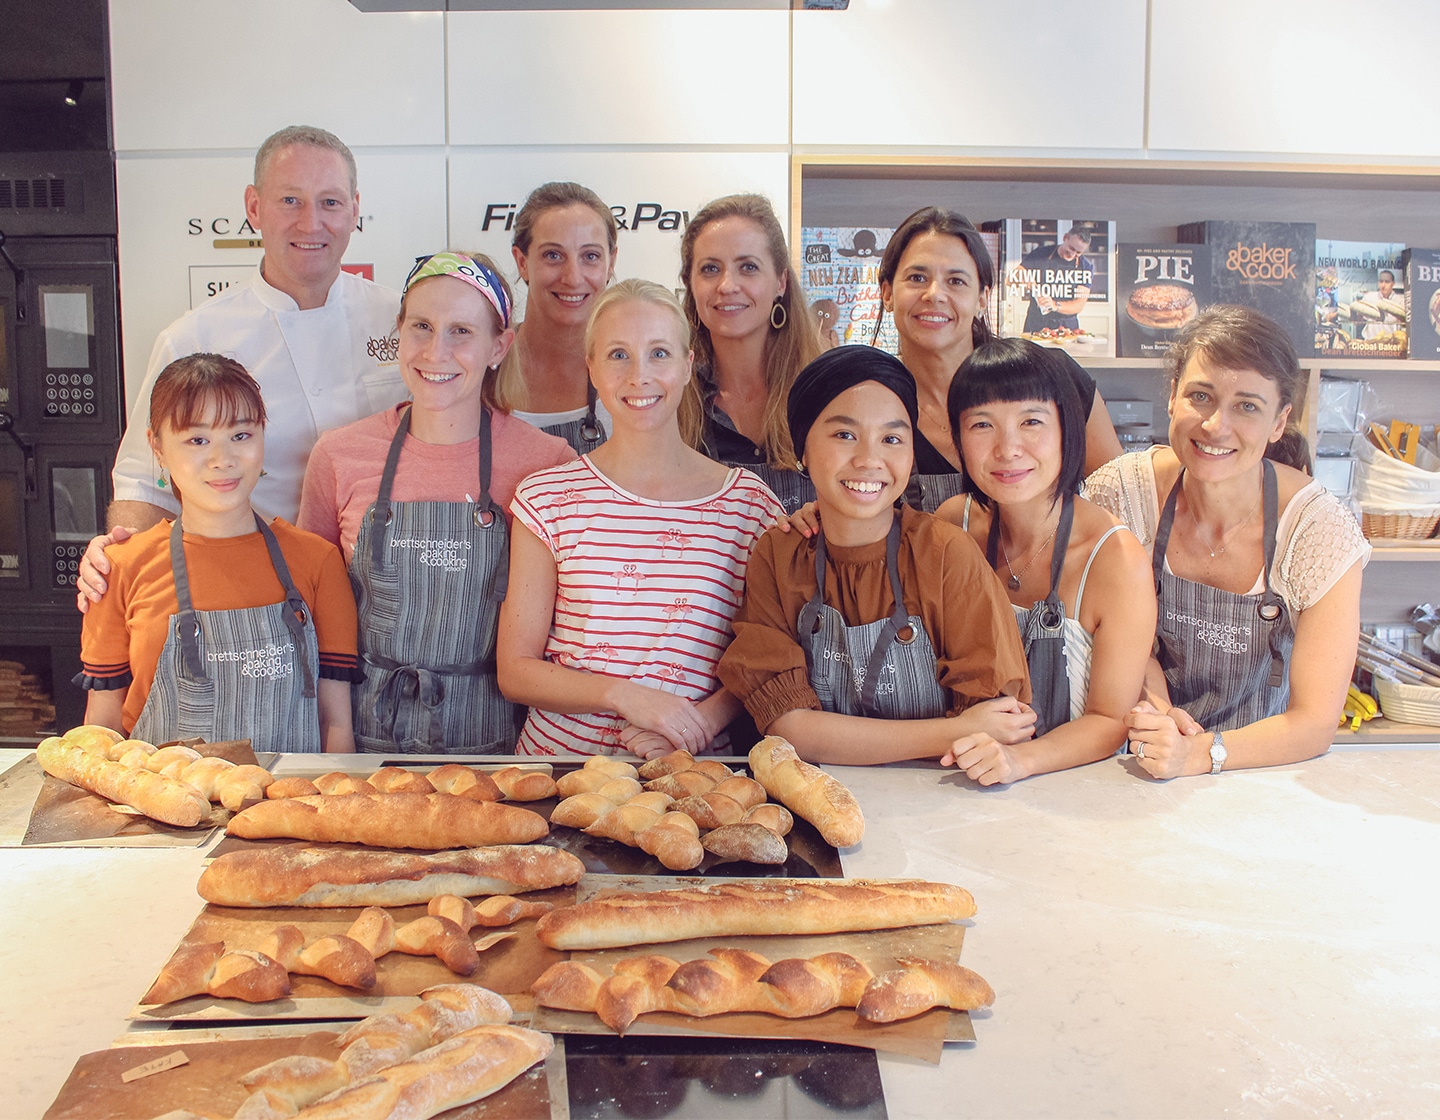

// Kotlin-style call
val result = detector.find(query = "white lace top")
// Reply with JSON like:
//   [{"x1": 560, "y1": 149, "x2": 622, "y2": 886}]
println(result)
[{"x1": 1084, "y1": 448, "x2": 1371, "y2": 612}]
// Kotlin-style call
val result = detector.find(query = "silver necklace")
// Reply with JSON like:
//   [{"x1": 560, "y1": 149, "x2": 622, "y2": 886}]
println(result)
[
  {"x1": 1000, "y1": 515, "x2": 1059, "y2": 591},
  {"x1": 1188, "y1": 496, "x2": 1260, "y2": 558}
]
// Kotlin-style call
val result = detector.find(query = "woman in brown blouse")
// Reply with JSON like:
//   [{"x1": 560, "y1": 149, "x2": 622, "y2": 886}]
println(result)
[{"x1": 718, "y1": 345, "x2": 1033, "y2": 765}]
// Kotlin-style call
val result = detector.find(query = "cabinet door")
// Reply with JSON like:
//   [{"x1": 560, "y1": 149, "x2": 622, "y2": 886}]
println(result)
[
  {"x1": 792, "y1": 0, "x2": 1146, "y2": 150},
  {"x1": 1150, "y1": 0, "x2": 1440, "y2": 158}
]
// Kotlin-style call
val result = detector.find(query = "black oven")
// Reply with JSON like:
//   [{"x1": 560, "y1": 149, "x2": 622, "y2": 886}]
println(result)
[{"x1": 0, "y1": 151, "x2": 121, "y2": 733}]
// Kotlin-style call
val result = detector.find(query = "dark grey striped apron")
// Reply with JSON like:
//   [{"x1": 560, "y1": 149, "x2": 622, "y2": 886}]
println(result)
[
  {"x1": 1152, "y1": 459, "x2": 1292, "y2": 730},
  {"x1": 987, "y1": 494, "x2": 1075, "y2": 738},
  {"x1": 905, "y1": 469, "x2": 967, "y2": 514},
  {"x1": 134, "y1": 515, "x2": 321, "y2": 752},
  {"x1": 350, "y1": 406, "x2": 519, "y2": 754},
  {"x1": 797, "y1": 515, "x2": 948, "y2": 719},
  {"x1": 539, "y1": 382, "x2": 606, "y2": 455},
  {"x1": 736, "y1": 463, "x2": 814, "y2": 516}
]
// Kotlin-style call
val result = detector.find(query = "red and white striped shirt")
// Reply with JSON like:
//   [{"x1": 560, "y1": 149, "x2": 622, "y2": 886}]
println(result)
[{"x1": 510, "y1": 456, "x2": 783, "y2": 756}]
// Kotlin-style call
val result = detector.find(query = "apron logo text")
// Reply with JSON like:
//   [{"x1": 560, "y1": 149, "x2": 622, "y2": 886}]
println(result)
[
  {"x1": 209, "y1": 642, "x2": 297, "y2": 681},
  {"x1": 391, "y1": 537, "x2": 471, "y2": 573},
  {"x1": 1166, "y1": 609, "x2": 1251, "y2": 654}
]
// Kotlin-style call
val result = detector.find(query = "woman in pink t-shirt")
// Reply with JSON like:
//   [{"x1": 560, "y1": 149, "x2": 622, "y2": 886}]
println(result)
[
  {"x1": 498, "y1": 279, "x2": 783, "y2": 758},
  {"x1": 299, "y1": 251, "x2": 574, "y2": 753}
]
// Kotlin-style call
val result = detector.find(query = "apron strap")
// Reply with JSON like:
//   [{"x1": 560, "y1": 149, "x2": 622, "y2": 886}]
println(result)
[
  {"x1": 1043, "y1": 495, "x2": 1076, "y2": 621},
  {"x1": 579, "y1": 381, "x2": 603, "y2": 445},
  {"x1": 796, "y1": 530, "x2": 830, "y2": 681},
  {"x1": 369, "y1": 405, "x2": 412, "y2": 568},
  {"x1": 476, "y1": 406, "x2": 510, "y2": 607},
  {"x1": 255, "y1": 514, "x2": 318, "y2": 700},
  {"x1": 1258, "y1": 459, "x2": 1287, "y2": 688},
  {"x1": 1152, "y1": 473, "x2": 1182, "y2": 595},
  {"x1": 856, "y1": 515, "x2": 911, "y2": 715},
  {"x1": 167, "y1": 518, "x2": 207, "y2": 682},
  {"x1": 365, "y1": 650, "x2": 489, "y2": 747}
]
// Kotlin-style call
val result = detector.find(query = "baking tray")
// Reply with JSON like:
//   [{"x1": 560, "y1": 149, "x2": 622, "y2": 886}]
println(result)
[
  {"x1": 5, "y1": 741, "x2": 271, "y2": 848},
  {"x1": 527, "y1": 875, "x2": 975, "y2": 1061},
  {"x1": 132, "y1": 886, "x2": 575, "y2": 1023},
  {"x1": 208, "y1": 758, "x2": 845, "y2": 879},
  {"x1": 42, "y1": 1026, "x2": 557, "y2": 1120}
]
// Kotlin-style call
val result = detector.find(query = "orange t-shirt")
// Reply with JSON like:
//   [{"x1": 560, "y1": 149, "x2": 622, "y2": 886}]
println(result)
[{"x1": 79, "y1": 518, "x2": 358, "y2": 734}]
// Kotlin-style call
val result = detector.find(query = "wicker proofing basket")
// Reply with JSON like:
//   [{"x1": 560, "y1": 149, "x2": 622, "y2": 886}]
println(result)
[
  {"x1": 1360, "y1": 510, "x2": 1440, "y2": 540},
  {"x1": 1375, "y1": 677, "x2": 1440, "y2": 724}
]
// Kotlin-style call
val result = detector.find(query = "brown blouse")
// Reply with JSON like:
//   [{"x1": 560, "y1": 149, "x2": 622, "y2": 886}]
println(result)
[{"x1": 719, "y1": 505, "x2": 1031, "y2": 730}]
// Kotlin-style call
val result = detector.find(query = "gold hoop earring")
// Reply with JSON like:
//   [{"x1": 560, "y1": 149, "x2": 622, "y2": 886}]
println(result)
[{"x1": 770, "y1": 299, "x2": 787, "y2": 330}]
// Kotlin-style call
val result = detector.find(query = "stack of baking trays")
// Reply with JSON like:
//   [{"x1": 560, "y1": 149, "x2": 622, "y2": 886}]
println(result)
[{"x1": 30, "y1": 733, "x2": 993, "y2": 1120}]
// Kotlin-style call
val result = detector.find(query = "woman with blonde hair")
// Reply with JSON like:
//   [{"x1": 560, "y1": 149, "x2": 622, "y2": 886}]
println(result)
[
  {"x1": 1086, "y1": 305, "x2": 1369, "y2": 778},
  {"x1": 299, "y1": 251, "x2": 574, "y2": 752},
  {"x1": 680, "y1": 193, "x2": 820, "y2": 512},
  {"x1": 498, "y1": 181, "x2": 620, "y2": 453},
  {"x1": 499, "y1": 279, "x2": 783, "y2": 758}
]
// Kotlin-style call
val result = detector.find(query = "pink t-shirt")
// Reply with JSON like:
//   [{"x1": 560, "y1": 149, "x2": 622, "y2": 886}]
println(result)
[
  {"x1": 509, "y1": 456, "x2": 784, "y2": 757},
  {"x1": 298, "y1": 405, "x2": 576, "y2": 560}
]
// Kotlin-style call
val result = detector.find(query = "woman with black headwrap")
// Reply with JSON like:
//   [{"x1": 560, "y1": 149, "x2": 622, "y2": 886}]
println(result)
[{"x1": 717, "y1": 346, "x2": 1033, "y2": 765}]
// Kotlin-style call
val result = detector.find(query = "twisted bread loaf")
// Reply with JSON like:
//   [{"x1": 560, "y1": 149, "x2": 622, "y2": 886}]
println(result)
[
  {"x1": 748, "y1": 736, "x2": 864, "y2": 847},
  {"x1": 225, "y1": 792, "x2": 549, "y2": 849},
  {"x1": 536, "y1": 879, "x2": 974, "y2": 949},
  {"x1": 854, "y1": 956, "x2": 995, "y2": 1021},
  {"x1": 142, "y1": 941, "x2": 290, "y2": 1005},
  {"x1": 535, "y1": 949, "x2": 990, "y2": 1032},
  {"x1": 198, "y1": 844, "x2": 582, "y2": 907}
]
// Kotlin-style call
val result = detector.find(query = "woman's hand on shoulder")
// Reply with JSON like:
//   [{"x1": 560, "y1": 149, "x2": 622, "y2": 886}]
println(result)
[
  {"x1": 952, "y1": 696, "x2": 1037, "y2": 745},
  {"x1": 775, "y1": 500, "x2": 822, "y2": 537},
  {"x1": 1123, "y1": 701, "x2": 1206, "y2": 778},
  {"x1": 942, "y1": 733, "x2": 1028, "y2": 786}
]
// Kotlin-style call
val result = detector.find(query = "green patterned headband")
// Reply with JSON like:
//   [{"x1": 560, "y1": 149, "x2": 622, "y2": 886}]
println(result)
[{"x1": 403, "y1": 252, "x2": 512, "y2": 328}]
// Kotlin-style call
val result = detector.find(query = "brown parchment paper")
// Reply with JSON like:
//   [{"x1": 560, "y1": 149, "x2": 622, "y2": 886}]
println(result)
[
  {"x1": 42, "y1": 1029, "x2": 553, "y2": 1120},
  {"x1": 16, "y1": 740, "x2": 264, "y2": 848}
]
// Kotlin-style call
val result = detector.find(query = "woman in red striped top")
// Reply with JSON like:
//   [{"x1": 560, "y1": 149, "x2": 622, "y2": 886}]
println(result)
[{"x1": 498, "y1": 279, "x2": 784, "y2": 758}]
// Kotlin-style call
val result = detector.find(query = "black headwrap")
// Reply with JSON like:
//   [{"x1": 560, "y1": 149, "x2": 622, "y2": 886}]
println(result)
[{"x1": 786, "y1": 345, "x2": 920, "y2": 458}]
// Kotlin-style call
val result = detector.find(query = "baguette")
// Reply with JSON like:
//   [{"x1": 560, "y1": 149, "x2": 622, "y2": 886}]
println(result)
[
  {"x1": 36, "y1": 738, "x2": 209, "y2": 827},
  {"x1": 225, "y1": 792, "x2": 548, "y2": 850},
  {"x1": 199, "y1": 844, "x2": 584, "y2": 907},
  {"x1": 748, "y1": 736, "x2": 864, "y2": 847},
  {"x1": 535, "y1": 879, "x2": 975, "y2": 950},
  {"x1": 290, "y1": 1024, "x2": 552, "y2": 1120}
]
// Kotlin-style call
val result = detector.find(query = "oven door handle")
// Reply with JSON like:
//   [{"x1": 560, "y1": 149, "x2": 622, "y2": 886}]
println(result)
[{"x1": 0, "y1": 413, "x2": 37, "y2": 498}]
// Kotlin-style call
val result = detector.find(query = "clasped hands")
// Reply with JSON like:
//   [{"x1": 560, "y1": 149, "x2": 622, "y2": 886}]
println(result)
[
  {"x1": 940, "y1": 696, "x2": 1038, "y2": 786},
  {"x1": 1123, "y1": 701, "x2": 1205, "y2": 779}
]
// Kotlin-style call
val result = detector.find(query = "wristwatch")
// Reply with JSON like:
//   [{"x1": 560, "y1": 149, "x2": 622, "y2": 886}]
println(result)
[{"x1": 1209, "y1": 730, "x2": 1228, "y2": 774}]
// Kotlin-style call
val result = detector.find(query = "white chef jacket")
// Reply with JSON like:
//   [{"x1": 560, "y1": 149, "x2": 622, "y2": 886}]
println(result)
[{"x1": 112, "y1": 267, "x2": 405, "y2": 522}]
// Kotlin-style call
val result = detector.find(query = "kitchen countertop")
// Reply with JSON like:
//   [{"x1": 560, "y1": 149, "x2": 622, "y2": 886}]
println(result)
[{"x1": 3, "y1": 747, "x2": 1438, "y2": 1118}]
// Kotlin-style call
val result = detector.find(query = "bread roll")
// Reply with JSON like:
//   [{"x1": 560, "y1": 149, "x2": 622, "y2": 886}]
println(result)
[
  {"x1": 637, "y1": 751, "x2": 694, "y2": 780},
  {"x1": 199, "y1": 844, "x2": 583, "y2": 907},
  {"x1": 312, "y1": 773, "x2": 375, "y2": 796},
  {"x1": 748, "y1": 736, "x2": 864, "y2": 847},
  {"x1": 427, "y1": 764, "x2": 502, "y2": 802},
  {"x1": 489, "y1": 766, "x2": 556, "y2": 801},
  {"x1": 368, "y1": 767, "x2": 435, "y2": 794},
  {"x1": 267, "y1": 776, "x2": 320, "y2": 799},
  {"x1": 225, "y1": 792, "x2": 548, "y2": 850},
  {"x1": 36, "y1": 738, "x2": 209, "y2": 827},
  {"x1": 536, "y1": 879, "x2": 975, "y2": 950},
  {"x1": 701, "y1": 822, "x2": 787, "y2": 865}
]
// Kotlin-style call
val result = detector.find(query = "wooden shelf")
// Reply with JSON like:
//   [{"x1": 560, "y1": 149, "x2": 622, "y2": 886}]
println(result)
[{"x1": 1333, "y1": 716, "x2": 1440, "y2": 746}]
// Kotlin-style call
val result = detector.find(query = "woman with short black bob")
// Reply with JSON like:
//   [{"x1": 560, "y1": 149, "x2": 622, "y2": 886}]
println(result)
[
  {"x1": 718, "y1": 345, "x2": 1033, "y2": 765},
  {"x1": 875, "y1": 206, "x2": 1122, "y2": 511},
  {"x1": 936, "y1": 338, "x2": 1155, "y2": 784},
  {"x1": 1086, "y1": 306, "x2": 1369, "y2": 778}
]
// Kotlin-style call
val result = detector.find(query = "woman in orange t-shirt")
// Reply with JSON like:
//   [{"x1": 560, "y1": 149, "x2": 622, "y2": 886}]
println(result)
[{"x1": 78, "y1": 354, "x2": 357, "y2": 753}]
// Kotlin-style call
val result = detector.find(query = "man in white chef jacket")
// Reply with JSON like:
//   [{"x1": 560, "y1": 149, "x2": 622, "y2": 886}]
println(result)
[{"x1": 78, "y1": 125, "x2": 405, "y2": 607}]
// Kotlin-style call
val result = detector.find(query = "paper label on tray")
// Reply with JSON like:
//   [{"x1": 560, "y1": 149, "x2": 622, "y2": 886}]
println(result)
[{"x1": 121, "y1": 1049, "x2": 189, "y2": 1082}]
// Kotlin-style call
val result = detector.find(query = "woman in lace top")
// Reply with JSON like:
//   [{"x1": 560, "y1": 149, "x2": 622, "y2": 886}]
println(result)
[{"x1": 1085, "y1": 306, "x2": 1370, "y2": 778}]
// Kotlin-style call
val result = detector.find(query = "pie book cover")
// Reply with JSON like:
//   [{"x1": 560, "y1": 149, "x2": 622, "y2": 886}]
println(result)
[
  {"x1": 1314, "y1": 240, "x2": 1407, "y2": 358},
  {"x1": 1116, "y1": 244, "x2": 1211, "y2": 357},
  {"x1": 798, "y1": 225, "x2": 1001, "y2": 356},
  {"x1": 983, "y1": 218, "x2": 1116, "y2": 357},
  {"x1": 1401, "y1": 248, "x2": 1440, "y2": 359},
  {"x1": 1176, "y1": 220, "x2": 1316, "y2": 357}
]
